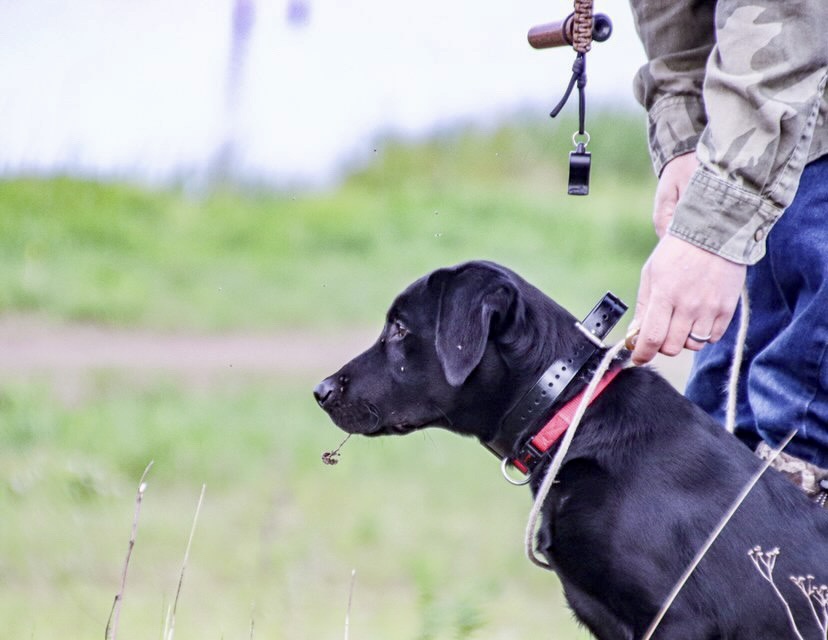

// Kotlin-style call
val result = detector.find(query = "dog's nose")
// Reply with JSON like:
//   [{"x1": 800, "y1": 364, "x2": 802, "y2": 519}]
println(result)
[{"x1": 313, "y1": 377, "x2": 337, "y2": 407}]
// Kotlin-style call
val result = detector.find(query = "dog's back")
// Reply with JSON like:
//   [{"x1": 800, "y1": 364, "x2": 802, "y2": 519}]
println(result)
[{"x1": 538, "y1": 365, "x2": 828, "y2": 639}]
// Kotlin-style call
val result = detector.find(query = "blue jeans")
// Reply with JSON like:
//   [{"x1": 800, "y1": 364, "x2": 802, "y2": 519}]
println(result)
[{"x1": 685, "y1": 154, "x2": 828, "y2": 468}]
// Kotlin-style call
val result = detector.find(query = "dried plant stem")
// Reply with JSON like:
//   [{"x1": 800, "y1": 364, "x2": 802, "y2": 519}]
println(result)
[
  {"x1": 164, "y1": 483, "x2": 206, "y2": 640},
  {"x1": 748, "y1": 547, "x2": 806, "y2": 640},
  {"x1": 344, "y1": 569, "x2": 357, "y2": 640},
  {"x1": 642, "y1": 429, "x2": 797, "y2": 640},
  {"x1": 791, "y1": 575, "x2": 828, "y2": 639},
  {"x1": 106, "y1": 460, "x2": 154, "y2": 640},
  {"x1": 322, "y1": 434, "x2": 351, "y2": 466},
  {"x1": 160, "y1": 601, "x2": 171, "y2": 640}
]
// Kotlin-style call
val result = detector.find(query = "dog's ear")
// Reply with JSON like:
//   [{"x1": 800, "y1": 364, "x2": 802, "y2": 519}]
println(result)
[{"x1": 431, "y1": 265, "x2": 515, "y2": 387}]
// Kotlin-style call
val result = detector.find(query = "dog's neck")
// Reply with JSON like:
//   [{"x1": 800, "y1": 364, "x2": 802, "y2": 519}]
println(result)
[
  {"x1": 485, "y1": 349, "x2": 605, "y2": 460},
  {"x1": 483, "y1": 292, "x2": 627, "y2": 465}
]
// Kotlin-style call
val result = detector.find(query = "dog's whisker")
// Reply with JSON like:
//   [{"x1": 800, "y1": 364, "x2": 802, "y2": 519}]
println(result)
[
  {"x1": 434, "y1": 405, "x2": 454, "y2": 428},
  {"x1": 367, "y1": 405, "x2": 382, "y2": 431}
]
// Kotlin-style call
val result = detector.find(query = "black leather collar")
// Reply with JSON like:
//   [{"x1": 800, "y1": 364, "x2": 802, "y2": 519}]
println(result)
[{"x1": 485, "y1": 292, "x2": 627, "y2": 462}]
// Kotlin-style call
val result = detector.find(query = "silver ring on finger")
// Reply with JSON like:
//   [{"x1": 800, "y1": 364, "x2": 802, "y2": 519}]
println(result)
[{"x1": 688, "y1": 331, "x2": 712, "y2": 343}]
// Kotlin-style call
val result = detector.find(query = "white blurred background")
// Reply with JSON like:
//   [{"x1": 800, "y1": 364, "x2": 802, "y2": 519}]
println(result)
[{"x1": 0, "y1": 0, "x2": 646, "y2": 187}]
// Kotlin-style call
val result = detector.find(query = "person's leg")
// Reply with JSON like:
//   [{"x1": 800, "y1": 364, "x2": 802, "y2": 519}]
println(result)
[
  {"x1": 684, "y1": 262, "x2": 785, "y2": 451},
  {"x1": 684, "y1": 298, "x2": 754, "y2": 443},
  {"x1": 686, "y1": 155, "x2": 828, "y2": 469},
  {"x1": 746, "y1": 155, "x2": 828, "y2": 468}
]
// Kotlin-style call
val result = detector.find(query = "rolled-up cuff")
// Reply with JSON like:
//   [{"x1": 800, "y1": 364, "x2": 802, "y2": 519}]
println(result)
[
  {"x1": 668, "y1": 169, "x2": 783, "y2": 265},
  {"x1": 647, "y1": 95, "x2": 707, "y2": 176}
]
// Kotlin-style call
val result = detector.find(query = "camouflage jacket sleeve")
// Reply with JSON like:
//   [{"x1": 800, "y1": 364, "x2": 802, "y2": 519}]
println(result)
[{"x1": 631, "y1": 1, "x2": 828, "y2": 264}]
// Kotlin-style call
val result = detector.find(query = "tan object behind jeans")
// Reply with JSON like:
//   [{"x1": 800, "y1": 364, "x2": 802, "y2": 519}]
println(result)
[{"x1": 756, "y1": 441, "x2": 828, "y2": 508}]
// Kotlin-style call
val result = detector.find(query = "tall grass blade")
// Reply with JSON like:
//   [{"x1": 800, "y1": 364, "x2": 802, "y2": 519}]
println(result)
[
  {"x1": 106, "y1": 460, "x2": 154, "y2": 640},
  {"x1": 164, "y1": 483, "x2": 206, "y2": 640}
]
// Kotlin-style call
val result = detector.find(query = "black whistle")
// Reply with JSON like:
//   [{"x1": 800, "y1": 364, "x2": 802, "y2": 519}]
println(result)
[{"x1": 568, "y1": 142, "x2": 591, "y2": 196}]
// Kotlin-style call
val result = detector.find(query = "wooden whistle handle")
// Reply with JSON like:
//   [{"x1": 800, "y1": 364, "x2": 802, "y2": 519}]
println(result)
[
  {"x1": 527, "y1": 16, "x2": 573, "y2": 49},
  {"x1": 527, "y1": 13, "x2": 612, "y2": 50}
]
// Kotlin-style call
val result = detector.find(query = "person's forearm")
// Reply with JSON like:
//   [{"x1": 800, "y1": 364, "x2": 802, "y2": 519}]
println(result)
[
  {"x1": 630, "y1": 0, "x2": 715, "y2": 174},
  {"x1": 671, "y1": 2, "x2": 828, "y2": 264}
]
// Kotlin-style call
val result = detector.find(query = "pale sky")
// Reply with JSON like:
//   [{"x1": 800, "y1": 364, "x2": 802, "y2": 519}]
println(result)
[{"x1": 0, "y1": 0, "x2": 646, "y2": 186}]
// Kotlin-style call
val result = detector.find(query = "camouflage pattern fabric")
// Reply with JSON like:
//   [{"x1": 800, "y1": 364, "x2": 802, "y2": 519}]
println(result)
[
  {"x1": 629, "y1": 1, "x2": 828, "y2": 264},
  {"x1": 756, "y1": 441, "x2": 828, "y2": 508}
]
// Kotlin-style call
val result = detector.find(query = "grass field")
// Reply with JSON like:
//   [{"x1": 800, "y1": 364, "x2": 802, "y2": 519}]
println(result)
[
  {"x1": 0, "y1": 112, "x2": 655, "y2": 330},
  {"x1": 1, "y1": 376, "x2": 592, "y2": 639},
  {"x1": 0, "y1": 112, "x2": 657, "y2": 638}
]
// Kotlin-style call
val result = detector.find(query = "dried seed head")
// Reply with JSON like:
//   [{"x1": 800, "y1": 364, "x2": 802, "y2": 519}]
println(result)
[
  {"x1": 321, "y1": 450, "x2": 340, "y2": 465},
  {"x1": 321, "y1": 434, "x2": 351, "y2": 467}
]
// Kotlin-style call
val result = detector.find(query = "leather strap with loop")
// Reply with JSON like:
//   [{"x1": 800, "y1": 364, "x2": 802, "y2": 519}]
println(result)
[{"x1": 527, "y1": 0, "x2": 611, "y2": 196}]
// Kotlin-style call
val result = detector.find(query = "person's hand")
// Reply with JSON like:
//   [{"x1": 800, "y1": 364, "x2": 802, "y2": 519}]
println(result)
[
  {"x1": 629, "y1": 234, "x2": 746, "y2": 365},
  {"x1": 652, "y1": 152, "x2": 699, "y2": 238}
]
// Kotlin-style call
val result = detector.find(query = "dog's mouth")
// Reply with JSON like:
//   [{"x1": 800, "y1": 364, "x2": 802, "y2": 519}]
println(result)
[
  {"x1": 322, "y1": 397, "x2": 439, "y2": 438},
  {"x1": 365, "y1": 422, "x2": 421, "y2": 437},
  {"x1": 322, "y1": 400, "x2": 381, "y2": 435}
]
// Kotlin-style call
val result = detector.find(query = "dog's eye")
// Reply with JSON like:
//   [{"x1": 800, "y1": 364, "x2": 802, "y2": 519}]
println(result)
[{"x1": 391, "y1": 320, "x2": 409, "y2": 340}]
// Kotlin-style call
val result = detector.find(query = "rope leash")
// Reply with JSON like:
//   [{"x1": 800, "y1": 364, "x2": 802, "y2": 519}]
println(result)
[
  {"x1": 725, "y1": 289, "x2": 750, "y2": 433},
  {"x1": 525, "y1": 338, "x2": 628, "y2": 570}
]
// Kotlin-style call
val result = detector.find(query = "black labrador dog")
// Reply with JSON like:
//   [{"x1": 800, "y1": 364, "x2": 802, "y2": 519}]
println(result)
[{"x1": 314, "y1": 260, "x2": 828, "y2": 639}]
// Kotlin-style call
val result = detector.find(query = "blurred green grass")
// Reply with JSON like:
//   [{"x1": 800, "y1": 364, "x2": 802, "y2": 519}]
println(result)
[
  {"x1": 0, "y1": 112, "x2": 656, "y2": 638},
  {"x1": 0, "y1": 112, "x2": 655, "y2": 330},
  {"x1": 0, "y1": 376, "x2": 593, "y2": 639}
]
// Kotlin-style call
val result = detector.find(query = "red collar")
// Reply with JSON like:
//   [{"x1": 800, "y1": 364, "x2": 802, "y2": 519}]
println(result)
[{"x1": 510, "y1": 367, "x2": 621, "y2": 475}]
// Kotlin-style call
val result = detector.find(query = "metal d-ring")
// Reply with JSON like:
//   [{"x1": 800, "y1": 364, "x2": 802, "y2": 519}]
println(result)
[
  {"x1": 501, "y1": 457, "x2": 532, "y2": 486},
  {"x1": 572, "y1": 130, "x2": 590, "y2": 148}
]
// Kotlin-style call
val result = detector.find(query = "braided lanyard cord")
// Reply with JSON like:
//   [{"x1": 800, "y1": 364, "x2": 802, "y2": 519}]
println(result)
[
  {"x1": 548, "y1": 0, "x2": 593, "y2": 129},
  {"x1": 571, "y1": 0, "x2": 594, "y2": 53},
  {"x1": 572, "y1": 0, "x2": 594, "y2": 133},
  {"x1": 548, "y1": 0, "x2": 595, "y2": 195}
]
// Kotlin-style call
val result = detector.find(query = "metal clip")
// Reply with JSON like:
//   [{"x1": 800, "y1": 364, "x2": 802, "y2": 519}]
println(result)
[
  {"x1": 575, "y1": 321, "x2": 606, "y2": 349},
  {"x1": 501, "y1": 457, "x2": 531, "y2": 486}
]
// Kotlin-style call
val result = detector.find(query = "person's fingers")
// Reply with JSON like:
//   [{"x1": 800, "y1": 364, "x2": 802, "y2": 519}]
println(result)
[
  {"x1": 629, "y1": 234, "x2": 746, "y2": 365},
  {"x1": 632, "y1": 294, "x2": 674, "y2": 365},
  {"x1": 625, "y1": 325, "x2": 640, "y2": 351},
  {"x1": 710, "y1": 308, "x2": 739, "y2": 344},
  {"x1": 628, "y1": 260, "x2": 651, "y2": 361},
  {"x1": 684, "y1": 291, "x2": 742, "y2": 350},
  {"x1": 661, "y1": 310, "x2": 695, "y2": 356},
  {"x1": 632, "y1": 251, "x2": 654, "y2": 323},
  {"x1": 685, "y1": 320, "x2": 715, "y2": 351}
]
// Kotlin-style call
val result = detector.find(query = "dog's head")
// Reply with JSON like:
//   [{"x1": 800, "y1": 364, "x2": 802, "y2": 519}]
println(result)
[{"x1": 314, "y1": 261, "x2": 578, "y2": 443}]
